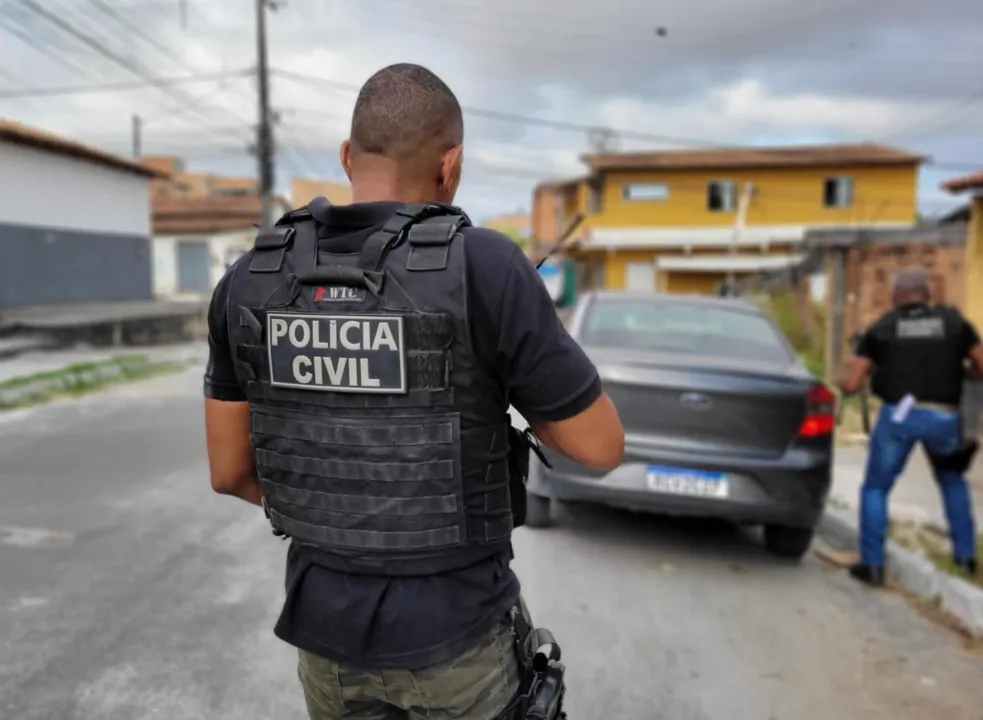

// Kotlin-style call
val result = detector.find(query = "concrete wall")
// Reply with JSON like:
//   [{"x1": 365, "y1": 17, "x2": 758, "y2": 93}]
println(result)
[
  {"x1": 0, "y1": 222, "x2": 152, "y2": 310},
  {"x1": 152, "y1": 237, "x2": 178, "y2": 297},
  {"x1": 964, "y1": 196, "x2": 983, "y2": 331},
  {"x1": 152, "y1": 229, "x2": 253, "y2": 299}
]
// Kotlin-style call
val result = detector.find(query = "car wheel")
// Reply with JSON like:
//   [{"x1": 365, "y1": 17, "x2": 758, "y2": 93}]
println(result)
[
  {"x1": 763, "y1": 524, "x2": 814, "y2": 560},
  {"x1": 525, "y1": 491, "x2": 553, "y2": 528}
]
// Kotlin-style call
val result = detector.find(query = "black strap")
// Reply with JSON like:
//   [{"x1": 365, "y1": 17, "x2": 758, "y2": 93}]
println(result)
[
  {"x1": 357, "y1": 202, "x2": 471, "y2": 272},
  {"x1": 357, "y1": 203, "x2": 431, "y2": 272},
  {"x1": 249, "y1": 225, "x2": 294, "y2": 273},
  {"x1": 406, "y1": 216, "x2": 467, "y2": 272},
  {"x1": 289, "y1": 216, "x2": 320, "y2": 280}
]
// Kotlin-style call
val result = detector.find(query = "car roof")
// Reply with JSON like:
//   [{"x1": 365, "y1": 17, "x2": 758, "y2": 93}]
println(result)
[{"x1": 583, "y1": 290, "x2": 766, "y2": 315}]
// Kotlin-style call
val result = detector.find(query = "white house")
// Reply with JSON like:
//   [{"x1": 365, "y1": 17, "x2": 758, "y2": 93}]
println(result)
[
  {"x1": 0, "y1": 118, "x2": 161, "y2": 311},
  {"x1": 151, "y1": 192, "x2": 291, "y2": 299}
]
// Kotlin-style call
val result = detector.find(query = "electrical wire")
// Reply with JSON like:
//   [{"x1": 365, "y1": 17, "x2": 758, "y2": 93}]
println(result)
[
  {"x1": 0, "y1": 69, "x2": 253, "y2": 98},
  {"x1": 15, "y1": 0, "x2": 254, "y2": 148}
]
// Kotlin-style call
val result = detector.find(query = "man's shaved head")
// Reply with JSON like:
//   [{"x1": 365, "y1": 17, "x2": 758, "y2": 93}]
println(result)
[
  {"x1": 349, "y1": 63, "x2": 464, "y2": 162},
  {"x1": 892, "y1": 266, "x2": 931, "y2": 305}
]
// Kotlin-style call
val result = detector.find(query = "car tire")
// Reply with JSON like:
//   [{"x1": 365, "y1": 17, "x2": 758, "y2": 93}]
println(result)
[
  {"x1": 525, "y1": 491, "x2": 553, "y2": 528},
  {"x1": 763, "y1": 524, "x2": 814, "y2": 560}
]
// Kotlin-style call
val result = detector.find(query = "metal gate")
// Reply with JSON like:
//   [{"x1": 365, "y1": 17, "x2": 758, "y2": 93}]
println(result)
[{"x1": 176, "y1": 240, "x2": 212, "y2": 293}]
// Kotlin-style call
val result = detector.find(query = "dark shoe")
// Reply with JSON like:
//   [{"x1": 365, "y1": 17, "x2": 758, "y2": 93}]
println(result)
[
  {"x1": 849, "y1": 563, "x2": 885, "y2": 587},
  {"x1": 954, "y1": 558, "x2": 977, "y2": 577}
]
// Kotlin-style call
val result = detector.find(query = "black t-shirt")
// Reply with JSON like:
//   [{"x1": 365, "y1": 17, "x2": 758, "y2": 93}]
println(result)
[
  {"x1": 204, "y1": 199, "x2": 602, "y2": 669},
  {"x1": 855, "y1": 302, "x2": 980, "y2": 405}
]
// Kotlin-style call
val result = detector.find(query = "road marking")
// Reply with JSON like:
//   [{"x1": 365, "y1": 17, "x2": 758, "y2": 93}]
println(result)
[
  {"x1": 8, "y1": 596, "x2": 49, "y2": 611},
  {"x1": 0, "y1": 526, "x2": 75, "y2": 548}
]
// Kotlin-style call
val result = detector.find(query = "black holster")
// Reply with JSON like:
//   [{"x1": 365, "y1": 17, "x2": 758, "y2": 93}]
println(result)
[
  {"x1": 507, "y1": 426, "x2": 552, "y2": 529},
  {"x1": 928, "y1": 438, "x2": 980, "y2": 474},
  {"x1": 499, "y1": 605, "x2": 567, "y2": 720}
]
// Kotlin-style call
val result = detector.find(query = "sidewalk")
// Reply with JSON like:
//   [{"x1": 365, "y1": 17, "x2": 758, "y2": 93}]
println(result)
[
  {"x1": 831, "y1": 445, "x2": 983, "y2": 530},
  {"x1": 0, "y1": 342, "x2": 208, "y2": 386}
]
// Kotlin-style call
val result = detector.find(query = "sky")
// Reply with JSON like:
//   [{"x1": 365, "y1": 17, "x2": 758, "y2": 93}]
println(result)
[{"x1": 1, "y1": 0, "x2": 981, "y2": 224}]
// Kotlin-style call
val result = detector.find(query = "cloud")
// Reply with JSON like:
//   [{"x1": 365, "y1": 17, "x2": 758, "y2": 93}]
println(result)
[{"x1": 1, "y1": 0, "x2": 981, "y2": 221}]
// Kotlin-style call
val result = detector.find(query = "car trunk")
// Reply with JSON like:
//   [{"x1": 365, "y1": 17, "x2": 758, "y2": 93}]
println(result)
[{"x1": 588, "y1": 348, "x2": 811, "y2": 459}]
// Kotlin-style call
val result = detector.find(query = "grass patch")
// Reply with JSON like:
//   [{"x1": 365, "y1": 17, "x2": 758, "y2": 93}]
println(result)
[
  {"x1": 761, "y1": 290, "x2": 826, "y2": 378},
  {"x1": 889, "y1": 522, "x2": 982, "y2": 590},
  {"x1": 0, "y1": 354, "x2": 187, "y2": 410}
]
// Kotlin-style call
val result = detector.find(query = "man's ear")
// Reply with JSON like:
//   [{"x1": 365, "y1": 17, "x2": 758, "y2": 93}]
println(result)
[
  {"x1": 440, "y1": 145, "x2": 463, "y2": 197},
  {"x1": 340, "y1": 140, "x2": 353, "y2": 180}
]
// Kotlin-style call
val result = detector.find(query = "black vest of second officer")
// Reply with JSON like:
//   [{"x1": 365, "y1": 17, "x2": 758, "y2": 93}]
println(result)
[
  {"x1": 226, "y1": 203, "x2": 514, "y2": 576},
  {"x1": 870, "y1": 303, "x2": 967, "y2": 406}
]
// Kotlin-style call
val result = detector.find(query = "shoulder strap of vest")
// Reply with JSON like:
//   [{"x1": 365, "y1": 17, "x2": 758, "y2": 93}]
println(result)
[
  {"x1": 405, "y1": 214, "x2": 469, "y2": 272},
  {"x1": 247, "y1": 206, "x2": 311, "y2": 273},
  {"x1": 357, "y1": 203, "x2": 471, "y2": 272}
]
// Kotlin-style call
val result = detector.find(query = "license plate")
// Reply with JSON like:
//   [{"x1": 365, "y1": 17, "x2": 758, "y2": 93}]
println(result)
[{"x1": 646, "y1": 465, "x2": 728, "y2": 498}]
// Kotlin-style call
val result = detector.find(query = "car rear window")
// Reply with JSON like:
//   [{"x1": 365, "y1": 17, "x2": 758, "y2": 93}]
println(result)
[{"x1": 580, "y1": 299, "x2": 793, "y2": 363}]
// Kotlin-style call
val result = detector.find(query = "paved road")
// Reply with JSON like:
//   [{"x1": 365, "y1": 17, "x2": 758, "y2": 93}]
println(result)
[{"x1": 2, "y1": 366, "x2": 983, "y2": 720}]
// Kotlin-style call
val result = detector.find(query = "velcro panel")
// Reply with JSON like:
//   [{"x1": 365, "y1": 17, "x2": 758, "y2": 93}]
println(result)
[
  {"x1": 249, "y1": 248, "x2": 286, "y2": 273},
  {"x1": 255, "y1": 226, "x2": 295, "y2": 249},
  {"x1": 407, "y1": 245, "x2": 451, "y2": 272},
  {"x1": 407, "y1": 222, "x2": 456, "y2": 246}
]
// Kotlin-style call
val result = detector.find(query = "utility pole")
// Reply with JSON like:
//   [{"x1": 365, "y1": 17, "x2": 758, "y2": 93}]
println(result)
[
  {"x1": 131, "y1": 113, "x2": 142, "y2": 159},
  {"x1": 255, "y1": 0, "x2": 276, "y2": 228}
]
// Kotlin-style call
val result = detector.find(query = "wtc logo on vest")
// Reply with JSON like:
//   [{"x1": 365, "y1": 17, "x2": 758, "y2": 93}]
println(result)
[
  {"x1": 266, "y1": 312, "x2": 407, "y2": 394},
  {"x1": 313, "y1": 285, "x2": 366, "y2": 303}
]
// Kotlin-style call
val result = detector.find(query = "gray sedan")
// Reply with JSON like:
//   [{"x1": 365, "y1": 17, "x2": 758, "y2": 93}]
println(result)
[{"x1": 525, "y1": 291, "x2": 835, "y2": 560}]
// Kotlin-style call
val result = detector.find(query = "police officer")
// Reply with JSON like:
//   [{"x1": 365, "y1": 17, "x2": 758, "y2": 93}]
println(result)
[
  {"x1": 839, "y1": 266, "x2": 981, "y2": 587},
  {"x1": 202, "y1": 63, "x2": 625, "y2": 719}
]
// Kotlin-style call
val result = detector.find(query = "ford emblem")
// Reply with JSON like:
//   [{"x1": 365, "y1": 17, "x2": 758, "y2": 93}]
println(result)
[{"x1": 680, "y1": 392, "x2": 713, "y2": 410}]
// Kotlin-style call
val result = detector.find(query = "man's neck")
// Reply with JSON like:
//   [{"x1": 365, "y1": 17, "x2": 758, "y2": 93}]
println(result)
[{"x1": 351, "y1": 179, "x2": 439, "y2": 205}]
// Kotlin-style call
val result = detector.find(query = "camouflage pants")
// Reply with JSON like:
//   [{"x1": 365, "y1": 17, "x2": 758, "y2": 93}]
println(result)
[{"x1": 298, "y1": 600, "x2": 531, "y2": 720}]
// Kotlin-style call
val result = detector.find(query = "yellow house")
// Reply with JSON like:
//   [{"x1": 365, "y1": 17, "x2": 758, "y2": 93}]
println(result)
[
  {"x1": 942, "y1": 170, "x2": 983, "y2": 329},
  {"x1": 531, "y1": 143, "x2": 925, "y2": 295}
]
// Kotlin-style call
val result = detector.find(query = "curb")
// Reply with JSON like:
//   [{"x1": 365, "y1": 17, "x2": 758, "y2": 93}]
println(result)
[{"x1": 818, "y1": 505, "x2": 983, "y2": 637}]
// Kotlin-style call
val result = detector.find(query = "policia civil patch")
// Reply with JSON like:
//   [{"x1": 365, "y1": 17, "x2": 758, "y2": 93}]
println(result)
[{"x1": 266, "y1": 312, "x2": 407, "y2": 393}]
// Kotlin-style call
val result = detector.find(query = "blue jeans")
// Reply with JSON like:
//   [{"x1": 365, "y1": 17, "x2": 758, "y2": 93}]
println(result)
[{"x1": 860, "y1": 404, "x2": 977, "y2": 566}]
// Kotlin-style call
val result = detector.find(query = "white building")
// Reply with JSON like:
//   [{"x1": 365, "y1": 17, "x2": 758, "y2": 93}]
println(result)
[
  {"x1": 0, "y1": 118, "x2": 161, "y2": 311},
  {"x1": 152, "y1": 229, "x2": 255, "y2": 299},
  {"x1": 150, "y1": 191, "x2": 291, "y2": 299}
]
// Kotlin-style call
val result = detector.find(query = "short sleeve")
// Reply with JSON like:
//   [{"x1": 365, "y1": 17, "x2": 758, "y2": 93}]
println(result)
[
  {"x1": 854, "y1": 326, "x2": 880, "y2": 362},
  {"x1": 203, "y1": 260, "x2": 247, "y2": 402},
  {"x1": 463, "y1": 229, "x2": 601, "y2": 423},
  {"x1": 959, "y1": 314, "x2": 982, "y2": 356}
]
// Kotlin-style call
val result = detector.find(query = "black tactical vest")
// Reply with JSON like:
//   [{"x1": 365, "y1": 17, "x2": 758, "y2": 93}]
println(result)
[
  {"x1": 870, "y1": 303, "x2": 967, "y2": 406},
  {"x1": 226, "y1": 203, "x2": 515, "y2": 576}
]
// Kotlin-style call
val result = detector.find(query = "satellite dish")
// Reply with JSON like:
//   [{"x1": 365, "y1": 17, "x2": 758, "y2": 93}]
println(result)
[{"x1": 587, "y1": 127, "x2": 620, "y2": 153}]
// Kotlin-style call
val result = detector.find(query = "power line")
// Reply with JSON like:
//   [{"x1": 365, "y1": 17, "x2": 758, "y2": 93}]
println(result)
[
  {"x1": 272, "y1": 69, "x2": 728, "y2": 149},
  {"x1": 15, "y1": 0, "x2": 254, "y2": 147},
  {"x1": 273, "y1": 69, "x2": 983, "y2": 170},
  {"x1": 0, "y1": 69, "x2": 253, "y2": 98}
]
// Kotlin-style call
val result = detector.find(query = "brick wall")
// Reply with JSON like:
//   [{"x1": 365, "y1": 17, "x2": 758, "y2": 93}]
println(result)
[{"x1": 832, "y1": 240, "x2": 966, "y2": 366}]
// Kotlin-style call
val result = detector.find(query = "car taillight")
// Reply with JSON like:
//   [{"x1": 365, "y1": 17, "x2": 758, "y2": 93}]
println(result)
[{"x1": 798, "y1": 383, "x2": 835, "y2": 437}]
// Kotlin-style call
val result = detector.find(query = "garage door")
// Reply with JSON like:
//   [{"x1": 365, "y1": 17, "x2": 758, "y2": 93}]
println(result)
[{"x1": 176, "y1": 241, "x2": 212, "y2": 293}]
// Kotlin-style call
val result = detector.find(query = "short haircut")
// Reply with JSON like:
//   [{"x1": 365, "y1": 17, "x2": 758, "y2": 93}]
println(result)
[
  {"x1": 891, "y1": 266, "x2": 930, "y2": 299},
  {"x1": 349, "y1": 63, "x2": 464, "y2": 162}
]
